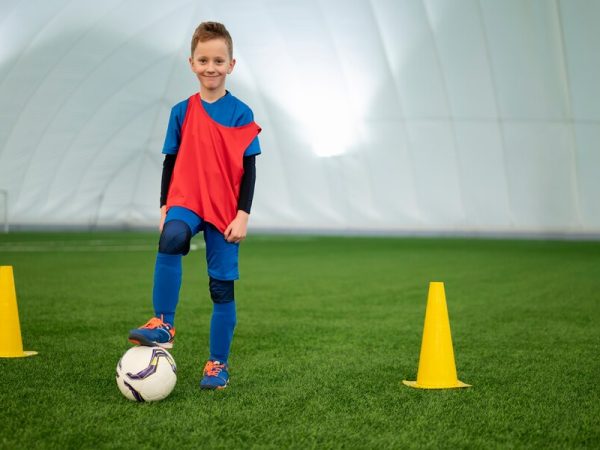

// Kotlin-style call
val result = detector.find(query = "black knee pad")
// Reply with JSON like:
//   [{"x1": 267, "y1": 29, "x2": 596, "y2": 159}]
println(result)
[
  {"x1": 209, "y1": 277, "x2": 234, "y2": 304},
  {"x1": 158, "y1": 220, "x2": 192, "y2": 255}
]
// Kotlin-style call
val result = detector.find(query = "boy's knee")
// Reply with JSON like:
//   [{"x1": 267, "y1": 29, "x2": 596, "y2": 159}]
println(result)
[
  {"x1": 159, "y1": 220, "x2": 192, "y2": 255},
  {"x1": 209, "y1": 277, "x2": 234, "y2": 303}
]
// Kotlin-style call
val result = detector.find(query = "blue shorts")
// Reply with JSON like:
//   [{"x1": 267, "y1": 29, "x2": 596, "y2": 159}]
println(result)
[{"x1": 165, "y1": 206, "x2": 240, "y2": 281}]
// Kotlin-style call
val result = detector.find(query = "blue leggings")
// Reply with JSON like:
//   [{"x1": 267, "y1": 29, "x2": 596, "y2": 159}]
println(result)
[{"x1": 153, "y1": 206, "x2": 239, "y2": 363}]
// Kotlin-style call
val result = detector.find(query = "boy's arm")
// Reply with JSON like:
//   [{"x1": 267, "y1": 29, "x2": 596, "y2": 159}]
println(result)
[
  {"x1": 158, "y1": 101, "x2": 185, "y2": 231},
  {"x1": 237, "y1": 155, "x2": 256, "y2": 213},
  {"x1": 159, "y1": 153, "x2": 177, "y2": 231},
  {"x1": 160, "y1": 154, "x2": 177, "y2": 207},
  {"x1": 224, "y1": 155, "x2": 256, "y2": 243}
]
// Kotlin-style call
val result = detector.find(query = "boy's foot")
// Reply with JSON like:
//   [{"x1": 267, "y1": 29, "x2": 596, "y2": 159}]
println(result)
[
  {"x1": 128, "y1": 317, "x2": 175, "y2": 349},
  {"x1": 200, "y1": 360, "x2": 229, "y2": 390}
]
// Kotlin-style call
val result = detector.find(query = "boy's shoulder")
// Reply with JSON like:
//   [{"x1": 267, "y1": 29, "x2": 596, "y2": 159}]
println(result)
[
  {"x1": 224, "y1": 93, "x2": 257, "y2": 126},
  {"x1": 224, "y1": 92, "x2": 253, "y2": 113},
  {"x1": 170, "y1": 98, "x2": 190, "y2": 116}
]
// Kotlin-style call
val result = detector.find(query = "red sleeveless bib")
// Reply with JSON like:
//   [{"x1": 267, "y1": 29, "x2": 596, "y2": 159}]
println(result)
[{"x1": 166, "y1": 93, "x2": 261, "y2": 233}]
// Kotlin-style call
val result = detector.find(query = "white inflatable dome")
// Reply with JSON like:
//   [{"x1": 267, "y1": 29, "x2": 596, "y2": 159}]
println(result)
[{"x1": 1, "y1": 0, "x2": 599, "y2": 236}]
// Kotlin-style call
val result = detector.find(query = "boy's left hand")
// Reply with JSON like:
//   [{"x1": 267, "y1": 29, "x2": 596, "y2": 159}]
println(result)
[{"x1": 224, "y1": 210, "x2": 249, "y2": 243}]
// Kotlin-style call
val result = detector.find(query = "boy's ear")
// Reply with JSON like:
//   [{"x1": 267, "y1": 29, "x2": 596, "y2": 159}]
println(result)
[{"x1": 227, "y1": 58, "x2": 236, "y2": 74}]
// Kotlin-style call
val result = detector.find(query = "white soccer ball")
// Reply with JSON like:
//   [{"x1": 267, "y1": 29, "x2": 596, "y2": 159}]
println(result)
[{"x1": 116, "y1": 346, "x2": 177, "y2": 402}]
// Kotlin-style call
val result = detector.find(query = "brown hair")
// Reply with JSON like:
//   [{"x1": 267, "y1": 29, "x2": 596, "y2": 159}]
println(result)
[{"x1": 190, "y1": 22, "x2": 233, "y2": 58}]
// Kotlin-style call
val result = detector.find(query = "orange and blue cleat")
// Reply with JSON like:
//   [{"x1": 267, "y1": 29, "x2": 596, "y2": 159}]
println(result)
[
  {"x1": 200, "y1": 360, "x2": 229, "y2": 390},
  {"x1": 128, "y1": 317, "x2": 175, "y2": 349}
]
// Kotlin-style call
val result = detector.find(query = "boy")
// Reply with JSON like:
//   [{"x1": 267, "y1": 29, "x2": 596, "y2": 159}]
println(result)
[{"x1": 128, "y1": 21, "x2": 261, "y2": 390}]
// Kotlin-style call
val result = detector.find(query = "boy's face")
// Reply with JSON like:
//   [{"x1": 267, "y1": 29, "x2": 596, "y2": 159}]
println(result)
[{"x1": 189, "y1": 38, "x2": 235, "y2": 96}]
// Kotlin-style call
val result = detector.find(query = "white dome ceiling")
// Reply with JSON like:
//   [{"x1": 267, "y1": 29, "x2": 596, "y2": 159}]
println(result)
[{"x1": 1, "y1": 0, "x2": 599, "y2": 235}]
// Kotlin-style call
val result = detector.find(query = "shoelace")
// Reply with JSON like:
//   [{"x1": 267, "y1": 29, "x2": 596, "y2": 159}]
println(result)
[
  {"x1": 141, "y1": 317, "x2": 167, "y2": 329},
  {"x1": 204, "y1": 361, "x2": 226, "y2": 377}
]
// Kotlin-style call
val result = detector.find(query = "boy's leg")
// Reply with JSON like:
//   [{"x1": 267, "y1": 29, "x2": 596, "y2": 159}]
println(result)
[
  {"x1": 200, "y1": 223, "x2": 239, "y2": 389},
  {"x1": 150, "y1": 222, "x2": 187, "y2": 326},
  {"x1": 129, "y1": 207, "x2": 202, "y2": 348},
  {"x1": 208, "y1": 277, "x2": 237, "y2": 362}
]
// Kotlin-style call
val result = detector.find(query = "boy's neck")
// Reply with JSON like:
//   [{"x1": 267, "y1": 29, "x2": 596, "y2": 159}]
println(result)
[{"x1": 201, "y1": 87, "x2": 227, "y2": 104}]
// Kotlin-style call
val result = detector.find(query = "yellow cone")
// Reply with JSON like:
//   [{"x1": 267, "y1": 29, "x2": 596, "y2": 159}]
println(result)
[
  {"x1": 403, "y1": 282, "x2": 469, "y2": 389},
  {"x1": 0, "y1": 266, "x2": 37, "y2": 358}
]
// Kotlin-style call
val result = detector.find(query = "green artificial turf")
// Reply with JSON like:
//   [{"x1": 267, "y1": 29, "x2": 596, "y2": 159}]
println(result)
[{"x1": 0, "y1": 232, "x2": 598, "y2": 449}]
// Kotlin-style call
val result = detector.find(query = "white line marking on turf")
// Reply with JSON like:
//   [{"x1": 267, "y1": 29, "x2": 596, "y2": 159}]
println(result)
[{"x1": 0, "y1": 240, "x2": 205, "y2": 252}]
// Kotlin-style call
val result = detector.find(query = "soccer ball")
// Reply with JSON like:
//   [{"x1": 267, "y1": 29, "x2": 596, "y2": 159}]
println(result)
[{"x1": 116, "y1": 346, "x2": 177, "y2": 402}]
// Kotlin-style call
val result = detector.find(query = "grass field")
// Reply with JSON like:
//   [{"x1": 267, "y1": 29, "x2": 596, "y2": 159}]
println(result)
[{"x1": 0, "y1": 232, "x2": 599, "y2": 449}]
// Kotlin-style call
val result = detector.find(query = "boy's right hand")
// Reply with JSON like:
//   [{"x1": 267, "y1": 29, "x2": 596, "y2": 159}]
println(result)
[{"x1": 159, "y1": 205, "x2": 167, "y2": 232}]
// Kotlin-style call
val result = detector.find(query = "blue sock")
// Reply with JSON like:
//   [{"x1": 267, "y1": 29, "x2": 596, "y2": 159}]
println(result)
[
  {"x1": 209, "y1": 301, "x2": 237, "y2": 363},
  {"x1": 152, "y1": 252, "x2": 182, "y2": 326}
]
